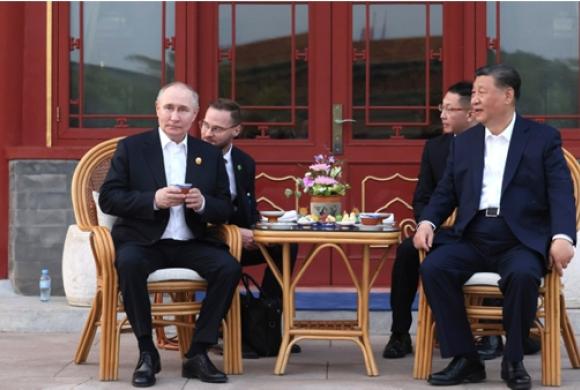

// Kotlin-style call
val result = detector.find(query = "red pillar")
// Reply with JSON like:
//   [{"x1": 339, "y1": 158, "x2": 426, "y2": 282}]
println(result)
[{"x1": 0, "y1": 3, "x2": 25, "y2": 278}]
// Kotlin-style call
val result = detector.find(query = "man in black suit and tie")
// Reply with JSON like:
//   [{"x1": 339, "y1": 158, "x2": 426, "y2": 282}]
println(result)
[
  {"x1": 383, "y1": 81, "x2": 475, "y2": 359},
  {"x1": 414, "y1": 64, "x2": 576, "y2": 389},
  {"x1": 99, "y1": 82, "x2": 241, "y2": 386},
  {"x1": 200, "y1": 98, "x2": 299, "y2": 357}
]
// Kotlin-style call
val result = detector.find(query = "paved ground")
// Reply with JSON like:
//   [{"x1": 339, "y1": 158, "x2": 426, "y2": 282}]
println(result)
[
  {"x1": 2, "y1": 332, "x2": 580, "y2": 390},
  {"x1": 2, "y1": 281, "x2": 580, "y2": 389}
]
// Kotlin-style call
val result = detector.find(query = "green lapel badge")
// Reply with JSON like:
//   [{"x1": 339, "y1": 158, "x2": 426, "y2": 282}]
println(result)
[{"x1": 237, "y1": 164, "x2": 242, "y2": 171}]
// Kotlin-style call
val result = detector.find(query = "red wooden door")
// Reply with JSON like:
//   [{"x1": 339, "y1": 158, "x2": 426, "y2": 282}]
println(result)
[{"x1": 196, "y1": 2, "x2": 446, "y2": 286}]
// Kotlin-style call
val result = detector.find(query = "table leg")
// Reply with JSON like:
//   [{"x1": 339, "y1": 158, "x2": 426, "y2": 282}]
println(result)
[
  {"x1": 360, "y1": 244, "x2": 379, "y2": 376},
  {"x1": 274, "y1": 243, "x2": 293, "y2": 375}
]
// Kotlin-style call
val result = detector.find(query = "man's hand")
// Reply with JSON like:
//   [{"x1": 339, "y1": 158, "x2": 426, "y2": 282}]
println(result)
[
  {"x1": 184, "y1": 187, "x2": 205, "y2": 212},
  {"x1": 549, "y1": 238, "x2": 575, "y2": 276},
  {"x1": 413, "y1": 222, "x2": 434, "y2": 251},
  {"x1": 240, "y1": 227, "x2": 257, "y2": 250},
  {"x1": 154, "y1": 186, "x2": 185, "y2": 209}
]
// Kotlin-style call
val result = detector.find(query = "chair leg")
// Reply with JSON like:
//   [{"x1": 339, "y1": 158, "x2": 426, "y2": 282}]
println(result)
[
  {"x1": 560, "y1": 293, "x2": 580, "y2": 368},
  {"x1": 542, "y1": 272, "x2": 561, "y2": 386},
  {"x1": 413, "y1": 284, "x2": 433, "y2": 380},
  {"x1": 223, "y1": 289, "x2": 242, "y2": 374},
  {"x1": 99, "y1": 287, "x2": 120, "y2": 381},
  {"x1": 74, "y1": 291, "x2": 102, "y2": 363}
]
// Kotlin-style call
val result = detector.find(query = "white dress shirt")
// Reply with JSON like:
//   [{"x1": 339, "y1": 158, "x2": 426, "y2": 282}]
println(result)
[
  {"x1": 223, "y1": 144, "x2": 237, "y2": 201},
  {"x1": 478, "y1": 113, "x2": 515, "y2": 212},
  {"x1": 158, "y1": 129, "x2": 194, "y2": 241}
]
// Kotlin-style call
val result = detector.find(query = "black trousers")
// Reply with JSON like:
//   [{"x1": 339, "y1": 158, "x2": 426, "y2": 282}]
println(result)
[
  {"x1": 115, "y1": 239, "x2": 242, "y2": 345},
  {"x1": 420, "y1": 212, "x2": 544, "y2": 362},
  {"x1": 241, "y1": 243, "x2": 298, "y2": 299},
  {"x1": 389, "y1": 237, "x2": 420, "y2": 334}
]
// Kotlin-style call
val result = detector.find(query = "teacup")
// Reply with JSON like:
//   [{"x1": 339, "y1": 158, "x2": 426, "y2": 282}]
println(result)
[{"x1": 174, "y1": 183, "x2": 193, "y2": 194}]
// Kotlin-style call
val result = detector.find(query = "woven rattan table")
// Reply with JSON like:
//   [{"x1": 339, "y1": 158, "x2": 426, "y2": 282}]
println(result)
[{"x1": 253, "y1": 226, "x2": 400, "y2": 376}]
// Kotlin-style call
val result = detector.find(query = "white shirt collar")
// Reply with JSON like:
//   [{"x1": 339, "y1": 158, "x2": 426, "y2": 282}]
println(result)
[
  {"x1": 223, "y1": 143, "x2": 233, "y2": 164},
  {"x1": 484, "y1": 112, "x2": 516, "y2": 142},
  {"x1": 158, "y1": 128, "x2": 188, "y2": 152}
]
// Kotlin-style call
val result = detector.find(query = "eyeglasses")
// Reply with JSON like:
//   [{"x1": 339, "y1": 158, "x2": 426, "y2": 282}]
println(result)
[
  {"x1": 438, "y1": 104, "x2": 466, "y2": 113},
  {"x1": 198, "y1": 120, "x2": 240, "y2": 134}
]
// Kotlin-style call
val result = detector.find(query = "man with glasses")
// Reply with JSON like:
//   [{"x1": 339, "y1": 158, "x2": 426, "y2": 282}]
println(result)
[
  {"x1": 383, "y1": 81, "x2": 476, "y2": 359},
  {"x1": 201, "y1": 98, "x2": 300, "y2": 358},
  {"x1": 99, "y1": 82, "x2": 241, "y2": 386}
]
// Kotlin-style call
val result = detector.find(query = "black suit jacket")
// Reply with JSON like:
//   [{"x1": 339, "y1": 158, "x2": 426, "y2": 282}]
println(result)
[
  {"x1": 99, "y1": 129, "x2": 233, "y2": 246},
  {"x1": 412, "y1": 133, "x2": 453, "y2": 222},
  {"x1": 420, "y1": 115, "x2": 576, "y2": 260},
  {"x1": 229, "y1": 146, "x2": 260, "y2": 228}
]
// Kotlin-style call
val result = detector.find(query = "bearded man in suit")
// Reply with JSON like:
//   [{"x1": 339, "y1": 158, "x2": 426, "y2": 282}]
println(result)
[
  {"x1": 99, "y1": 82, "x2": 241, "y2": 387},
  {"x1": 200, "y1": 98, "x2": 300, "y2": 357},
  {"x1": 414, "y1": 64, "x2": 576, "y2": 389}
]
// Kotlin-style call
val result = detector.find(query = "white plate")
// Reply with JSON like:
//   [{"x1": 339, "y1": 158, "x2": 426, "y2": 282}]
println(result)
[
  {"x1": 256, "y1": 222, "x2": 297, "y2": 230},
  {"x1": 356, "y1": 223, "x2": 396, "y2": 231},
  {"x1": 260, "y1": 210, "x2": 285, "y2": 218}
]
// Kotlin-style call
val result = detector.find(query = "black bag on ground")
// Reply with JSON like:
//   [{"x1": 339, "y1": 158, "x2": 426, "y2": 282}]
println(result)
[{"x1": 240, "y1": 273, "x2": 282, "y2": 357}]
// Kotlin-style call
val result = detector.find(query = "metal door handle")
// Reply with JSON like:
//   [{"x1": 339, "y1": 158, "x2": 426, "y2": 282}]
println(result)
[{"x1": 334, "y1": 118, "x2": 357, "y2": 124}]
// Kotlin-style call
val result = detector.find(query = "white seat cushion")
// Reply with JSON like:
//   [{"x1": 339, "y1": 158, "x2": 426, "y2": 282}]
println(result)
[
  {"x1": 464, "y1": 271, "x2": 544, "y2": 288},
  {"x1": 92, "y1": 191, "x2": 118, "y2": 230},
  {"x1": 464, "y1": 272, "x2": 501, "y2": 286},
  {"x1": 147, "y1": 267, "x2": 205, "y2": 283}
]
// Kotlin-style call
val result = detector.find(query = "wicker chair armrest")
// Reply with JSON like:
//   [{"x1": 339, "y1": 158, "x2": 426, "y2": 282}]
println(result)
[
  {"x1": 77, "y1": 225, "x2": 118, "y2": 288},
  {"x1": 214, "y1": 224, "x2": 242, "y2": 262}
]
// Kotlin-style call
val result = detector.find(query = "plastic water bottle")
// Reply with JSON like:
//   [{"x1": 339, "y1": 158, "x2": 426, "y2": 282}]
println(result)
[{"x1": 39, "y1": 269, "x2": 51, "y2": 302}]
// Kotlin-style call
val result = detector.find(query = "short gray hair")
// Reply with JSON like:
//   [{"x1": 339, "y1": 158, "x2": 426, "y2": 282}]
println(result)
[{"x1": 156, "y1": 81, "x2": 199, "y2": 108}]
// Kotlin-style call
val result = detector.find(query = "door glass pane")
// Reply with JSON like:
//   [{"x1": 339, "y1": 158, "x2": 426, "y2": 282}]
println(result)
[
  {"x1": 352, "y1": 3, "x2": 443, "y2": 140},
  {"x1": 488, "y1": 2, "x2": 580, "y2": 128},
  {"x1": 218, "y1": 3, "x2": 309, "y2": 139},
  {"x1": 69, "y1": 2, "x2": 174, "y2": 129}
]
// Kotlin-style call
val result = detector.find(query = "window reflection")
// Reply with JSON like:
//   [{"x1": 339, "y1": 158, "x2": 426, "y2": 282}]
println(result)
[
  {"x1": 488, "y1": 2, "x2": 579, "y2": 128},
  {"x1": 352, "y1": 3, "x2": 443, "y2": 140},
  {"x1": 219, "y1": 3, "x2": 309, "y2": 140},
  {"x1": 69, "y1": 2, "x2": 174, "y2": 128}
]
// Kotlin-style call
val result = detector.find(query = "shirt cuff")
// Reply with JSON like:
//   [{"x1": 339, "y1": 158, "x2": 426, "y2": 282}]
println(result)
[
  {"x1": 418, "y1": 220, "x2": 436, "y2": 230},
  {"x1": 552, "y1": 234, "x2": 574, "y2": 245}
]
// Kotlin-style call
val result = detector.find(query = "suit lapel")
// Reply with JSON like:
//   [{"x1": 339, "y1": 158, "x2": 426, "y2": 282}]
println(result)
[
  {"x1": 143, "y1": 130, "x2": 167, "y2": 188},
  {"x1": 185, "y1": 136, "x2": 202, "y2": 188},
  {"x1": 231, "y1": 147, "x2": 244, "y2": 195},
  {"x1": 501, "y1": 115, "x2": 530, "y2": 195}
]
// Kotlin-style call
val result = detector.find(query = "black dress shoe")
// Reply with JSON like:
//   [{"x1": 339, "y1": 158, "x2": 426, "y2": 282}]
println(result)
[
  {"x1": 132, "y1": 351, "x2": 161, "y2": 388},
  {"x1": 501, "y1": 360, "x2": 532, "y2": 390},
  {"x1": 382, "y1": 332, "x2": 413, "y2": 359},
  {"x1": 476, "y1": 335, "x2": 504, "y2": 360},
  {"x1": 428, "y1": 356, "x2": 486, "y2": 385},
  {"x1": 182, "y1": 353, "x2": 228, "y2": 383},
  {"x1": 291, "y1": 343, "x2": 302, "y2": 354}
]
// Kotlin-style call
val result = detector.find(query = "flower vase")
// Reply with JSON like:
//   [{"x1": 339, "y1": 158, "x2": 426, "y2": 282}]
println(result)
[{"x1": 310, "y1": 195, "x2": 343, "y2": 217}]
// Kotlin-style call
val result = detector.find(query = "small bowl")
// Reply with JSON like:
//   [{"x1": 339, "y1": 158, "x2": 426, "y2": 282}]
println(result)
[
  {"x1": 260, "y1": 210, "x2": 285, "y2": 223},
  {"x1": 359, "y1": 213, "x2": 381, "y2": 226}
]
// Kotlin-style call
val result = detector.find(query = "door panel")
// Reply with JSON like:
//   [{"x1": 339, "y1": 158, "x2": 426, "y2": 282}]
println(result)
[{"x1": 208, "y1": 2, "x2": 446, "y2": 286}]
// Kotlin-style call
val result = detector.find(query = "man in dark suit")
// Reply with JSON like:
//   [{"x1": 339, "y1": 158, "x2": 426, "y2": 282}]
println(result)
[
  {"x1": 200, "y1": 98, "x2": 299, "y2": 357},
  {"x1": 383, "y1": 81, "x2": 475, "y2": 359},
  {"x1": 414, "y1": 64, "x2": 576, "y2": 389},
  {"x1": 99, "y1": 82, "x2": 241, "y2": 387}
]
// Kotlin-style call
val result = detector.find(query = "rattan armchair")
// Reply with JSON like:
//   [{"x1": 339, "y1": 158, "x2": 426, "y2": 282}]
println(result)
[
  {"x1": 71, "y1": 137, "x2": 243, "y2": 380},
  {"x1": 413, "y1": 148, "x2": 580, "y2": 386}
]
